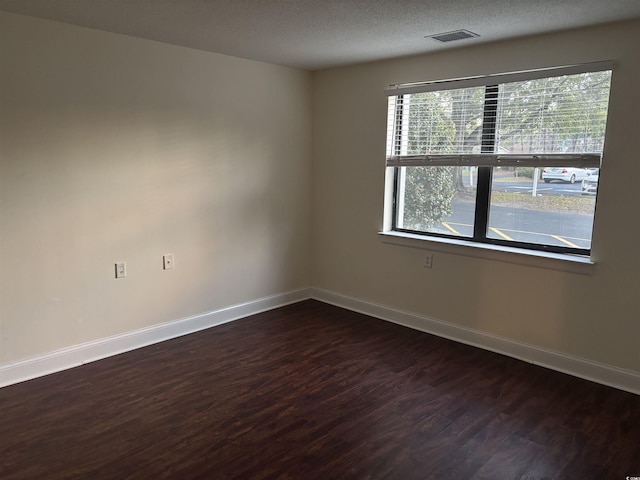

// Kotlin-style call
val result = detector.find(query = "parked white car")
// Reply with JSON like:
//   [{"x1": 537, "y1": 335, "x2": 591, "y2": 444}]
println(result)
[
  {"x1": 581, "y1": 172, "x2": 599, "y2": 195},
  {"x1": 542, "y1": 167, "x2": 590, "y2": 184}
]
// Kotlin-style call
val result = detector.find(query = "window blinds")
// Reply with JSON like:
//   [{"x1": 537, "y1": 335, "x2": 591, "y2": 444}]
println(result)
[{"x1": 385, "y1": 62, "x2": 613, "y2": 169}]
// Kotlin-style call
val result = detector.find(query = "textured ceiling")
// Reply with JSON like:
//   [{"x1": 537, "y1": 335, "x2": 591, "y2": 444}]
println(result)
[{"x1": 1, "y1": 0, "x2": 640, "y2": 70}]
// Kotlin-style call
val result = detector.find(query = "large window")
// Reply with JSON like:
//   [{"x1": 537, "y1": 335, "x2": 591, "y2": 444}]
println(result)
[{"x1": 384, "y1": 63, "x2": 612, "y2": 256}]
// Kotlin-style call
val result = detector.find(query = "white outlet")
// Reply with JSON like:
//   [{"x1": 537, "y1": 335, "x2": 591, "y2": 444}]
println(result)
[
  {"x1": 424, "y1": 253, "x2": 433, "y2": 268},
  {"x1": 115, "y1": 262, "x2": 126, "y2": 278},
  {"x1": 163, "y1": 254, "x2": 174, "y2": 270}
]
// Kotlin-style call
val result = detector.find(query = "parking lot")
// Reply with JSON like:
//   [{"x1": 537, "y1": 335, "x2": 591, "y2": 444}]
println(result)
[
  {"x1": 437, "y1": 201, "x2": 594, "y2": 249},
  {"x1": 422, "y1": 169, "x2": 598, "y2": 249}
]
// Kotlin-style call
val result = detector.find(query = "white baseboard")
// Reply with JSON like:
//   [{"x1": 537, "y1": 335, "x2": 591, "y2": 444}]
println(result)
[
  {"x1": 0, "y1": 288, "x2": 312, "y2": 388},
  {"x1": 3, "y1": 287, "x2": 638, "y2": 395},
  {"x1": 310, "y1": 288, "x2": 640, "y2": 395}
]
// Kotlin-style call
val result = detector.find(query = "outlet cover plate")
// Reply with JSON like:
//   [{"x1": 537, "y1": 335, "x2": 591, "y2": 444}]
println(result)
[{"x1": 115, "y1": 262, "x2": 126, "y2": 278}]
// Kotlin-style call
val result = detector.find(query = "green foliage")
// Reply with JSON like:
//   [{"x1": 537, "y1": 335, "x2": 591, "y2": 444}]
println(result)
[
  {"x1": 514, "y1": 167, "x2": 535, "y2": 178},
  {"x1": 401, "y1": 167, "x2": 454, "y2": 230}
]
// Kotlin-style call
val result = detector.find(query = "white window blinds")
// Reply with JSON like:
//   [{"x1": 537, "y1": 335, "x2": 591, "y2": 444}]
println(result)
[{"x1": 385, "y1": 62, "x2": 613, "y2": 168}]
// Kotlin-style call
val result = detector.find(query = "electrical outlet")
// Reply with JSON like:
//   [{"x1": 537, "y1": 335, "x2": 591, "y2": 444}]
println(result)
[
  {"x1": 115, "y1": 262, "x2": 126, "y2": 278},
  {"x1": 424, "y1": 253, "x2": 433, "y2": 268},
  {"x1": 163, "y1": 254, "x2": 174, "y2": 270}
]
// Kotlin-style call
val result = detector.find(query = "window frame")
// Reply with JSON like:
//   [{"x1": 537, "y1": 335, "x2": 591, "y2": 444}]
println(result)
[{"x1": 384, "y1": 62, "x2": 613, "y2": 258}]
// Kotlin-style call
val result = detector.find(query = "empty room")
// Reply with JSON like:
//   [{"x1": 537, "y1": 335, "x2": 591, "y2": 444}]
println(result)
[{"x1": 0, "y1": 1, "x2": 639, "y2": 479}]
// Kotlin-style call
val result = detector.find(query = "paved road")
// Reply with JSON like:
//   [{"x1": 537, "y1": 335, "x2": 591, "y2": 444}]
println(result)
[{"x1": 433, "y1": 200, "x2": 593, "y2": 249}]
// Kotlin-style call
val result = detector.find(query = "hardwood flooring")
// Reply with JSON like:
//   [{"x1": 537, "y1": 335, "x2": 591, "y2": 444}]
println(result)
[{"x1": 1, "y1": 300, "x2": 638, "y2": 479}]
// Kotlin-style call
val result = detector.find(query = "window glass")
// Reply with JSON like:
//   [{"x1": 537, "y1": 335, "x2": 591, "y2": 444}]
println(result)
[
  {"x1": 385, "y1": 66, "x2": 612, "y2": 256},
  {"x1": 396, "y1": 166, "x2": 477, "y2": 237},
  {"x1": 394, "y1": 88, "x2": 485, "y2": 156},
  {"x1": 495, "y1": 72, "x2": 611, "y2": 155},
  {"x1": 488, "y1": 167, "x2": 597, "y2": 249}
]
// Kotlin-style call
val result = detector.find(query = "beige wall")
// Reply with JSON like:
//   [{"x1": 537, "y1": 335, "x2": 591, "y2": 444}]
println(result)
[
  {"x1": 0, "y1": 12, "x2": 311, "y2": 365},
  {"x1": 311, "y1": 21, "x2": 640, "y2": 373}
]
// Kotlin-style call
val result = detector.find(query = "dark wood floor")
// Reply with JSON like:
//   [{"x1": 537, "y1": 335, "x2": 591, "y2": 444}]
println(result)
[{"x1": 0, "y1": 300, "x2": 638, "y2": 479}]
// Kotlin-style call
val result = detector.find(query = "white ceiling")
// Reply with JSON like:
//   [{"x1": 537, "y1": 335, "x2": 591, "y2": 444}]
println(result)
[{"x1": 1, "y1": 0, "x2": 640, "y2": 70}]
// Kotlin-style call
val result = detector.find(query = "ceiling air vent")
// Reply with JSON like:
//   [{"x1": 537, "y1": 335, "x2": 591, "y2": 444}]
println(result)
[{"x1": 427, "y1": 29, "x2": 479, "y2": 43}]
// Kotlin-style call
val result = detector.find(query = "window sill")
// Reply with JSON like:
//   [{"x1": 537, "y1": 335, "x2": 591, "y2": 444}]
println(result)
[{"x1": 379, "y1": 231, "x2": 595, "y2": 275}]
